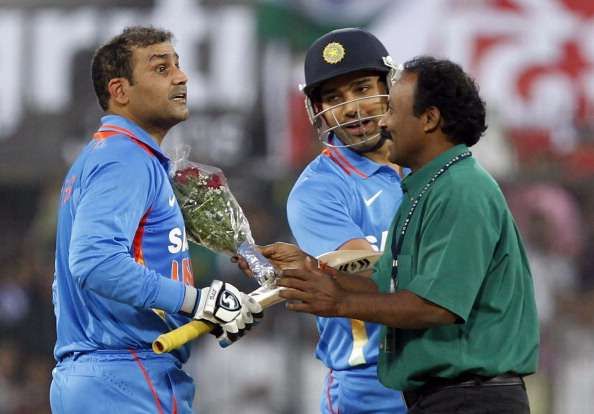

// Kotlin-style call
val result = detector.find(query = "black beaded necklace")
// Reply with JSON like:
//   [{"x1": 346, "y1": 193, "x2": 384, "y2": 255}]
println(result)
[{"x1": 389, "y1": 150, "x2": 472, "y2": 291}]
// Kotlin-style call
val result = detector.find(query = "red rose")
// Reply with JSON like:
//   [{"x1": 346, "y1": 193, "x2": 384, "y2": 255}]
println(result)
[
  {"x1": 175, "y1": 166, "x2": 200, "y2": 184},
  {"x1": 206, "y1": 174, "x2": 223, "y2": 189}
]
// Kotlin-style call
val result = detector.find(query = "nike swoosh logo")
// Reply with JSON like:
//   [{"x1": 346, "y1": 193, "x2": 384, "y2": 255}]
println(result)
[
  {"x1": 364, "y1": 190, "x2": 383, "y2": 207},
  {"x1": 169, "y1": 195, "x2": 176, "y2": 207}
]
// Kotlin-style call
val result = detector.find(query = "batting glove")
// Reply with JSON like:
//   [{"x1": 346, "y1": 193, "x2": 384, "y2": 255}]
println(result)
[{"x1": 192, "y1": 280, "x2": 263, "y2": 347}]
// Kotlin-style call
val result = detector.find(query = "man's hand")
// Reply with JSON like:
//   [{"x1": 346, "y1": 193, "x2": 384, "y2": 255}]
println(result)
[
  {"x1": 278, "y1": 257, "x2": 345, "y2": 317},
  {"x1": 232, "y1": 242, "x2": 312, "y2": 277},
  {"x1": 262, "y1": 242, "x2": 313, "y2": 270},
  {"x1": 194, "y1": 280, "x2": 263, "y2": 347}
]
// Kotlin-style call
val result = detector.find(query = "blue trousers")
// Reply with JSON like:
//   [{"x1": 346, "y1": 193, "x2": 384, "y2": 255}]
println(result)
[
  {"x1": 50, "y1": 350, "x2": 195, "y2": 413},
  {"x1": 321, "y1": 365, "x2": 406, "y2": 414}
]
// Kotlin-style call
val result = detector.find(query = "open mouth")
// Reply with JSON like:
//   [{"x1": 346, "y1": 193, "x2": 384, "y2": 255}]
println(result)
[
  {"x1": 171, "y1": 92, "x2": 187, "y2": 103},
  {"x1": 343, "y1": 119, "x2": 372, "y2": 135}
]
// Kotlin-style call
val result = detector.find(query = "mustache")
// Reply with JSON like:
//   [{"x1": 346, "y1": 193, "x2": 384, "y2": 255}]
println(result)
[{"x1": 169, "y1": 87, "x2": 187, "y2": 98}]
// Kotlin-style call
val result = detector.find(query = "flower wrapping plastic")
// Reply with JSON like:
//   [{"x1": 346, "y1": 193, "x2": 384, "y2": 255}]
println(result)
[{"x1": 170, "y1": 150, "x2": 277, "y2": 287}]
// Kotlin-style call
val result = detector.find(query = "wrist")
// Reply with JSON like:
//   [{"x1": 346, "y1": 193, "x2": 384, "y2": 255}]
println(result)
[
  {"x1": 180, "y1": 285, "x2": 198, "y2": 316},
  {"x1": 335, "y1": 289, "x2": 351, "y2": 318}
]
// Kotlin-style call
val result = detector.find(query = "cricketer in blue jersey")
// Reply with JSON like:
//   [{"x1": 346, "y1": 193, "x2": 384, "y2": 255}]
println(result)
[
  {"x1": 50, "y1": 27, "x2": 262, "y2": 414},
  {"x1": 287, "y1": 28, "x2": 407, "y2": 413}
]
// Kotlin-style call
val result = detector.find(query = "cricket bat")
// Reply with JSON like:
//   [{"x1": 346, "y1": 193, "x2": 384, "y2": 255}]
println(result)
[
  {"x1": 152, "y1": 249, "x2": 383, "y2": 354},
  {"x1": 316, "y1": 249, "x2": 383, "y2": 273},
  {"x1": 152, "y1": 285, "x2": 285, "y2": 354}
]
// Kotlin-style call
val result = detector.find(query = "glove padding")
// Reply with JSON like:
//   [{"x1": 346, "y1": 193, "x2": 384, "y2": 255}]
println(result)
[{"x1": 193, "y1": 280, "x2": 263, "y2": 347}]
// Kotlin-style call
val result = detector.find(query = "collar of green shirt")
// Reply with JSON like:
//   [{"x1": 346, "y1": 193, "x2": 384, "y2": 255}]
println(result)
[{"x1": 401, "y1": 144, "x2": 470, "y2": 197}]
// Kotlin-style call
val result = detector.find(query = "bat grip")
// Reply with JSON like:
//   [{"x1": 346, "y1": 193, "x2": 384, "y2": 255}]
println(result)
[
  {"x1": 152, "y1": 286, "x2": 284, "y2": 353},
  {"x1": 152, "y1": 320, "x2": 214, "y2": 354}
]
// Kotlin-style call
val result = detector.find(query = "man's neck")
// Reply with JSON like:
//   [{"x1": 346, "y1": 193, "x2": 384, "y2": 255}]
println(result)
[
  {"x1": 362, "y1": 140, "x2": 402, "y2": 174},
  {"x1": 409, "y1": 137, "x2": 456, "y2": 172},
  {"x1": 107, "y1": 110, "x2": 168, "y2": 145}
]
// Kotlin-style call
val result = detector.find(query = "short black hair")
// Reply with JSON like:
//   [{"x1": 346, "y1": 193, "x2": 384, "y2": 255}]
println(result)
[
  {"x1": 91, "y1": 26, "x2": 173, "y2": 111},
  {"x1": 403, "y1": 56, "x2": 487, "y2": 146}
]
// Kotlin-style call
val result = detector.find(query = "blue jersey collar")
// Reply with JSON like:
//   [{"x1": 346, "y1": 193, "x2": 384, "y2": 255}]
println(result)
[
  {"x1": 98, "y1": 115, "x2": 169, "y2": 161},
  {"x1": 326, "y1": 134, "x2": 387, "y2": 178}
]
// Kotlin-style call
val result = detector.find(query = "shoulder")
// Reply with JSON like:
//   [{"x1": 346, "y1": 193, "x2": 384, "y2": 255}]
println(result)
[
  {"x1": 89, "y1": 134, "x2": 157, "y2": 167},
  {"x1": 294, "y1": 152, "x2": 356, "y2": 189},
  {"x1": 445, "y1": 157, "x2": 500, "y2": 192},
  {"x1": 307, "y1": 151, "x2": 355, "y2": 181},
  {"x1": 81, "y1": 134, "x2": 157, "y2": 184},
  {"x1": 289, "y1": 156, "x2": 353, "y2": 203},
  {"x1": 434, "y1": 158, "x2": 506, "y2": 215}
]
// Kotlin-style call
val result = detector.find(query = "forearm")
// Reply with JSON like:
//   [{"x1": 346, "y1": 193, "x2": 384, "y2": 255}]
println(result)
[
  {"x1": 338, "y1": 289, "x2": 457, "y2": 329},
  {"x1": 70, "y1": 249, "x2": 185, "y2": 313}
]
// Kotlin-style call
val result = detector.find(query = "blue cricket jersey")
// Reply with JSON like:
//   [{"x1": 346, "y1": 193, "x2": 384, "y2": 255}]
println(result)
[
  {"x1": 287, "y1": 136, "x2": 404, "y2": 371},
  {"x1": 53, "y1": 115, "x2": 194, "y2": 363}
]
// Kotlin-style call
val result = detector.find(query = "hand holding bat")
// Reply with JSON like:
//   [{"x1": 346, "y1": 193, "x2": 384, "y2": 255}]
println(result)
[
  {"x1": 153, "y1": 248, "x2": 383, "y2": 353},
  {"x1": 152, "y1": 285, "x2": 284, "y2": 354},
  {"x1": 232, "y1": 242, "x2": 383, "y2": 276},
  {"x1": 278, "y1": 257, "x2": 347, "y2": 317}
]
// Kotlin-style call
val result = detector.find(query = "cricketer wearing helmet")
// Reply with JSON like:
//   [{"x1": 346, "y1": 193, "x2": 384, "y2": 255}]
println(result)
[{"x1": 287, "y1": 28, "x2": 406, "y2": 413}]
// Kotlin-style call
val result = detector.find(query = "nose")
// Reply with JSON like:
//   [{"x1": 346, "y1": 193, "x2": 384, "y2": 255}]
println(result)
[
  {"x1": 378, "y1": 114, "x2": 387, "y2": 128},
  {"x1": 341, "y1": 96, "x2": 361, "y2": 118},
  {"x1": 174, "y1": 66, "x2": 188, "y2": 84}
]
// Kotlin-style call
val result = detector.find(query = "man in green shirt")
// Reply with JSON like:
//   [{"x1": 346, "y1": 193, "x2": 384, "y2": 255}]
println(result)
[{"x1": 264, "y1": 56, "x2": 539, "y2": 413}]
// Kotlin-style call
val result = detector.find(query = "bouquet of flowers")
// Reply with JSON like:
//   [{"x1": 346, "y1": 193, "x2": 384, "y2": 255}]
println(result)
[{"x1": 170, "y1": 150, "x2": 277, "y2": 287}]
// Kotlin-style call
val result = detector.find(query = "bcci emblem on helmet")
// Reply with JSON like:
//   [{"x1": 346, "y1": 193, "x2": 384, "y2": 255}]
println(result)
[
  {"x1": 323, "y1": 42, "x2": 345, "y2": 64},
  {"x1": 302, "y1": 28, "x2": 393, "y2": 97}
]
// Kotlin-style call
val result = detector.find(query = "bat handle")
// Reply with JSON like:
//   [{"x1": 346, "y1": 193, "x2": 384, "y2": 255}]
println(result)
[
  {"x1": 152, "y1": 286, "x2": 285, "y2": 353},
  {"x1": 152, "y1": 320, "x2": 214, "y2": 354}
]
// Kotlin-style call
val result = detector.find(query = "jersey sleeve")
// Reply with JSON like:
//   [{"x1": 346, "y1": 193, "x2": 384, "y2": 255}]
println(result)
[
  {"x1": 68, "y1": 140, "x2": 185, "y2": 314},
  {"x1": 403, "y1": 180, "x2": 501, "y2": 322},
  {"x1": 287, "y1": 174, "x2": 365, "y2": 258}
]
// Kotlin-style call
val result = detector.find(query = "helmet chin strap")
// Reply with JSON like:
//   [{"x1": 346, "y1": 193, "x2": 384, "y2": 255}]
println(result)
[{"x1": 350, "y1": 128, "x2": 392, "y2": 154}]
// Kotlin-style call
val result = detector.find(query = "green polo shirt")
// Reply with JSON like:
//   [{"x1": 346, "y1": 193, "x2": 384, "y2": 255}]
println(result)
[{"x1": 372, "y1": 145, "x2": 539, "y2": 391}]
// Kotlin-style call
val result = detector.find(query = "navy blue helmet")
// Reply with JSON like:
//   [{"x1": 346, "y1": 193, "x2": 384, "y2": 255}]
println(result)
[
  {"x1": 300, "y1": 28, "x2": 399, "y2": 151},
  {"x1": 302, "y1": 28, "x2": 391, "y2": 97}
]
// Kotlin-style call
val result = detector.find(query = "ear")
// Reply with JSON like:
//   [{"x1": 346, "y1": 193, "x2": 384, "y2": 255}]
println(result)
[
  {"x1": 422, "y1": 106, "x2": 441, "y2": 133},
  {"x1": 313, "y1": 100, "x2": 323, "y2": 114},
  {"x1": 107, "y1": 78, "x2": 131, "y2": 107}
]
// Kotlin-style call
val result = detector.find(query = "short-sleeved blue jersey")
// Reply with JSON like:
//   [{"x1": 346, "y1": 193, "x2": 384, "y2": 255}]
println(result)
[
  {"x1": 53, "y1": 115, "x2": 194, "y2": 363},
  {"x1": 287, "y1": 136, "x2": 404, "y2": 371}
]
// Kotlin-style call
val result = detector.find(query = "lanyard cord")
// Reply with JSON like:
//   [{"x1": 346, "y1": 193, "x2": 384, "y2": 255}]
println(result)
[{"x1": 390, "y1": 151, "x2": 472, "y2": 291}]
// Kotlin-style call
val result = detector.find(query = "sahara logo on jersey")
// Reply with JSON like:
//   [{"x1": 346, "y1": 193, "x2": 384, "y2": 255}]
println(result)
[
  {"x1": 168, "y1": 227, "x2": 189, "y2": 254},
  {"x1": 170, "y1": 257, "x2": 193, "y2": 285}
]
